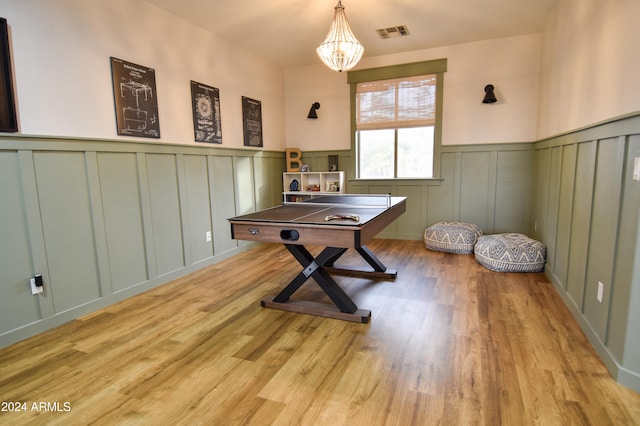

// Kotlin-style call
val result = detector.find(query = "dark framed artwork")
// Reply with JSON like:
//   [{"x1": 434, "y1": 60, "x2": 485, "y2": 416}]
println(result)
[
  {"x1": 242, "y1": 96, "x2": 263, "y2": 147},
  {"x1": 110, "y1": 57, "x2": 160, "y2": 138},
  {"x1": 0, "y1": 17, "x2": 18, "y2": 132},
  {"x1": 191, "y1": 81, "x2": 222, "y2": 143}
]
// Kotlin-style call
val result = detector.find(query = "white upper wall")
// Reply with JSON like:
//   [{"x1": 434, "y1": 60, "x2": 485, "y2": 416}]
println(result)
[
  {"x1": 1, "y1": 0, "x2": 286, "y2": 149},
  {"x1": 5, "y1": 0, "x2": 638, "y2": 149},
  {"x1": 537, "y1": 0, "x2": 640, "y2": 139},
  {"x1": 285, "y1": 34, "x2": 542, "y2": 150},
  {"x1": 287, "y1": 0, "x2": 640, "y2": 149}
]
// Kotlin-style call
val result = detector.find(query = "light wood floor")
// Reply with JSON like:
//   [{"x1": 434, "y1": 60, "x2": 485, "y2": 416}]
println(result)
[{"x1": 1, "y1": 239, "x2": 639, "y2": 425}]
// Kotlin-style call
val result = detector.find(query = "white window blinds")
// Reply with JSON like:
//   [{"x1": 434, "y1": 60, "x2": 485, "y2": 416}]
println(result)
[{"x1": 355, "y1": 75, "x2": 437, "y2": 130}]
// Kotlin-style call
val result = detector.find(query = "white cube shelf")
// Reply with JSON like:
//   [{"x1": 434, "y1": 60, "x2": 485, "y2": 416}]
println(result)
[{"x1": 283, "y1": 171, "x2": 344, "y2": 203}]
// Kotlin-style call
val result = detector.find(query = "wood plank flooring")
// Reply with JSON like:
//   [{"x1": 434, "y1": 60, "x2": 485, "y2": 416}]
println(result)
[{"x1": 1, "y1": 239, "x2": 639, "y2": 425}]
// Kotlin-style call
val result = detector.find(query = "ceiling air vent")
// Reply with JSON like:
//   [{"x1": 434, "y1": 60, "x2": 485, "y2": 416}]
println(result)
[{"x1": 376, "y1": 25, "x2": 410, "y2": 39}]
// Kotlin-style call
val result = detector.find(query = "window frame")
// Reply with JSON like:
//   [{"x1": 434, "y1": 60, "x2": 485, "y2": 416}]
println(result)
[{"x1": 348, "y1": 58, "x2": 447, "y2": 181}]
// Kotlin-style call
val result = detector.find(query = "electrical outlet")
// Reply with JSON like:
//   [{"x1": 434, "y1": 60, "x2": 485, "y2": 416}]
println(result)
[
  {"x1": 205, "y1": 231, "x2": 212, "y2": 242},
  {"x1": 30, "y1": 277, "x2": 43, "y2": 295},
  {"x1": 597, "y1": 281, "x2": 604, "y2": 303}
]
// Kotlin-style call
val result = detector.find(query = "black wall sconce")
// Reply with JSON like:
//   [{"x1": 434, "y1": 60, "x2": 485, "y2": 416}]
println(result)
[
  {"x1": 307, "y1": 102, "x2": 320, "y2": 119},
  {"x1": 482, "y1": 84, "x2": 497, "y2": 104}
]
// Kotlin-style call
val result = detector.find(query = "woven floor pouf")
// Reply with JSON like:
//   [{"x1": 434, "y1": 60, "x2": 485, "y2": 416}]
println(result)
[
  {"x1": 424, "y1": 222, "x2": 483, "y2": 254},
  {"x1": 474, "y1": 233, "x2": 546, "y2": 272}
]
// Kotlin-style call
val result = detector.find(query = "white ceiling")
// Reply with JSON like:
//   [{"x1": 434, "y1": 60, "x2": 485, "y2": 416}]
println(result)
[{"x1": 144, "y1": 0, "x2": 559, "y2": 69}]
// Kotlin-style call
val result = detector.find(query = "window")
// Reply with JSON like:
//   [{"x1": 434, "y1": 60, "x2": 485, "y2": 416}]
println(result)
[
  {"x1": 348, "y1": 59, "x2": 446, "y2": 179},
  {"x1": 356, "y1": 76, "x2": 436, "y2": 178}
]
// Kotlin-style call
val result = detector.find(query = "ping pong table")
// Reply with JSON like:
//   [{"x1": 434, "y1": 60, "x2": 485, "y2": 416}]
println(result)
[{"x1": 228, "y1": 194, "x2": 407, "y2": 322}]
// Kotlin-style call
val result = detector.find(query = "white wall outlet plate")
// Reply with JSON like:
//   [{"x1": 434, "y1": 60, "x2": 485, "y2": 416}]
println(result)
[
  {"x1": 597, "y1": 281, "x2": 604, "y2": 303},
  {"x1": 30, "y1": 278, "x2": 43, "y2": 295}
]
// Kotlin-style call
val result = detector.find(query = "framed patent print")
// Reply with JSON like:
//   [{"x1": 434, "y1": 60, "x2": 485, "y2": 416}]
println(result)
[
  {"x1": 110, "y1": 57, "x2": 160, "y2": 138},
  {"x1": 191, "y1": 81, "x2": 222, "y2": 143}
]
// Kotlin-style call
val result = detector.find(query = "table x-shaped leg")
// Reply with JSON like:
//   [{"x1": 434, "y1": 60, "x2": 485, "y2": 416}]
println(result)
[{"x1": 273, "y1": 245, "x2": 358, "y2": 314}]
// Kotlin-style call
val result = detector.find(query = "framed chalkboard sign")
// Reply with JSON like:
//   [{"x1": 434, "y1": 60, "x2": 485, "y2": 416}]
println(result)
[
  {"x1": 242, "y1": 96, "x2": 263, "y2": 147},
  {"x1": 0, "y1": 17, "x2": 18, "y2": 133}
]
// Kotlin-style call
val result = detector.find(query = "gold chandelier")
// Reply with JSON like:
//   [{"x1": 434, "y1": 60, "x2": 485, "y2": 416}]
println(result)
[{"x1": 316, "y1": 0, "x2": 364, "y2": 72}]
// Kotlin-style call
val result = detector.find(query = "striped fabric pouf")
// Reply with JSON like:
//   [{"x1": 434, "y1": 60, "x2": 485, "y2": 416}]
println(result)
[
  {"x1": 424, "y1": 222, "x2": 483, "y2": 254},
  {"x1": 474, "y1": 233, "x2": 546, "y2": 272}
]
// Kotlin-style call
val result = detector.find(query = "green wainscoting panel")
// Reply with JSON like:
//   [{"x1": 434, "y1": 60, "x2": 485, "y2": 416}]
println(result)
[
  {"x1": 427, "y1": 152, "x2": 455, "y2": 225},
  {"x1": 396, "y1": 184, "x2": 427, "y2": 238},
  {"x1": 543, "y1": 147, "x2": 563, "y2": 272},
  {"x1": 33, "y1": 152, "x2": 101, "y2": 312},
  {"x1": 302, "y1": 145, "x2": 534, "y2": 239},
  {"x1": 234, "y1": 156, "x2": 256, "y2": 216},
  {"x1": 609, "y1": 135, "x2": 640, "y2": 376},
  {"x1": 253, "y1": 155, "x2": 284, "y2": 209},
  {"x1": 0, "y1": 135, "x2": 285, "y2": 348},
  {"x1": 252, "y1": 156, "x2": 270, "y2": 210},
  {"x1": 294, "y1": 152, "x2": 333, "y2": 174},
  {"x1": 553, "y1": 144, "x2": 577, "y2": 288},
  {"x1": 86, "y1": 152, "x2": 112, "y2": 298},
  {"x1": 145, "y1": 154, "x2": 185, "y2": 276},
  {"x1": 347, "y1": 181, "x2": 401, "y2": 237},
  {"x1": 209, "y1": 156, "x2": 237, "y2": 256},
  {"x1": 367, "y1": 184, "x2": 396, "y2": 236},
  {"x1": 459, "y1": 152, "x2": 493, "y2": 231},
  {"x1": 583, "y1": 138, "x2": 625, "y2": 341},
  {"x1": 271, "y1": 156, "x2": 286, "y2": 204},
  {"x1": 181, "y1": 154, "x2": 214, "y2": 265},
  {"x1": 495, "y1": 150, "x2": 534, "y2": 234},
  {"x1": 565, "y1": 141, "x2": 596, "y2": 311},
  {"x1": 3, "y1": 124, "x2": 638, "y2": 391},
  {"x1": 234, "y1": 156, "x2": 256, "y2": 247},
  {"x1": 0, "y1": 152, "x2": 41, "y2": 332},
  {"x1": 534, "y1": 148, "x2": 550, "y2": 243},
  {"x1": 340, "y1": 154, "x2": 353, "y2": 187},
  {"x1": 97, "y1": 152, "x2": 148, "y2": 292},
  {"x1": 534, "y1": 114, "x2": 640, "y2": 392}
]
